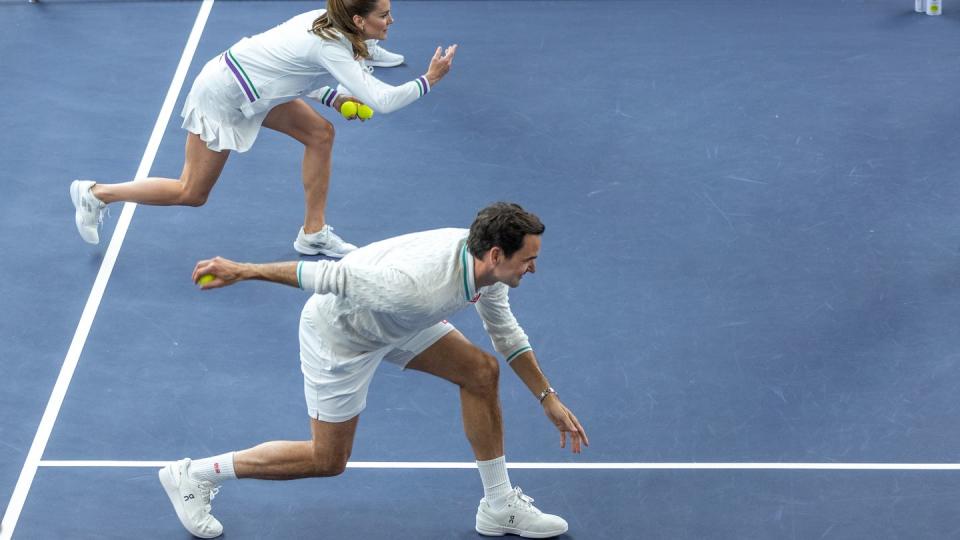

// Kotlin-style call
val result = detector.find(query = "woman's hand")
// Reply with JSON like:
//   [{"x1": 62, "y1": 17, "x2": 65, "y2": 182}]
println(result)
[
  {"x1": 425, "y1": 44, "x2": 458, "y2": 87},
  {"x1": 332, "y1": 95, "x2": 366, "y2": 121}
]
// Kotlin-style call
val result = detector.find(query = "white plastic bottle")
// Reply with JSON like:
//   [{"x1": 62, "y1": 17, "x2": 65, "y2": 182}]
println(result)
[
  {"x1": 927, "y1": 0, "x2": 942, "y2": 15},
  {"x1": 916, "y1": 0, "x2": 926, "y2": 12}
]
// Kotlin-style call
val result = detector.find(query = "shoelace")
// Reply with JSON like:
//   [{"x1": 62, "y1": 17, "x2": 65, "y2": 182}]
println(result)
[
  {"x1": 306, "y1": 226, "x2": 331, "y2": 247},
  {"x1": 325, "y1": 226, "x2": 348, "y2": 246},
  {"x1": 198, "y1": 481, "x2": 219, "y2": 513},
  {"x1": 509, "y1": 487, "x2": 542, "y2": 514},
  {"x1": 83, "y1": 193, "x2": 108, "y2": 226},
  {"x1": 309, "y1": 226, "x2": 352, "y2": 248}
]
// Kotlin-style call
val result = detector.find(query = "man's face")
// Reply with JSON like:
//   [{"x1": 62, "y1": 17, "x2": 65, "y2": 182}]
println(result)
[{"x1": 494, "y1": 234, "x2": 541, "y2": 288}]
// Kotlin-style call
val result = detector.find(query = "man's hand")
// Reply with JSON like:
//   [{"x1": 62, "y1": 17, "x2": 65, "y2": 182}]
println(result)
[
  {"x1": 542, "y1": 397, "x2": 589, "y2": 454},
  {"x1": 192, "y1": 256, "x2": 248, "y2": 289}
]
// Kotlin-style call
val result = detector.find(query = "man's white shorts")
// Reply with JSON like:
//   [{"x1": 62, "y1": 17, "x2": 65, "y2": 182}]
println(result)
[{"x1": 299, "y1": 313, "x2": 455, "y2": 423}]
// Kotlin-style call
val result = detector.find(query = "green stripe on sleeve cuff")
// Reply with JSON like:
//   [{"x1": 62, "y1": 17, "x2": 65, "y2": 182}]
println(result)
[{"x1": 296, "y1": 261, "x2": 304, "y2": 289}]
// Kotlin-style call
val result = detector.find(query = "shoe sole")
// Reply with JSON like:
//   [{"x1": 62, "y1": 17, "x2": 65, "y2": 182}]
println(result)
[
  {"x1": 293, "y1": 241, "x2": 352, "y2": 259},
  {"x1": 367, "y1": 59, "x2": 404, "y2": 67},
  {"x1": 475, "y1": 524, "x2": 568, "y2": 538},
  {"x1": 158, "y1": 466, "x2": 222, "y2": 539},
  {"x1": 70, "y1": 181, "x2": 100, "y2": 244}
]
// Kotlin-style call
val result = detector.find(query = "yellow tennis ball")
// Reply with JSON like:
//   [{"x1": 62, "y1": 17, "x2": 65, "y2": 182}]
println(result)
[
  {"x1": 197, "y1": 274, "x2": 215, "y2": 286},
  {"x1": 358, "y1": 104, "x2": 374, "y2": 120},
  {"x1": 340, "y1": 101, "x2": 358, "y2": 119}
]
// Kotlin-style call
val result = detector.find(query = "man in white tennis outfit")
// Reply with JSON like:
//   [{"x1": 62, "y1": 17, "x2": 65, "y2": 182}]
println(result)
[{"x1": 159, "y1": 202, "x2": 588, "y2": 538}]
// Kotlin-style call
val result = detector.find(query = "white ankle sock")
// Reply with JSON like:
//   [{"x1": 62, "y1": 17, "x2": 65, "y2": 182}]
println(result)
[
  {"x1": 477, "y1": 456, "x2": 512, "y2": 509},
  {"x1": 189, "y1": 452, "x2": 237, "y2": 485}
]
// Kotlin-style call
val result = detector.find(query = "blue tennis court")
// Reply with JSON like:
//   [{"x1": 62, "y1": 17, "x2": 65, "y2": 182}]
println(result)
[{"x1": 3, "y1": 0, "x2": 960, "y2": 538}]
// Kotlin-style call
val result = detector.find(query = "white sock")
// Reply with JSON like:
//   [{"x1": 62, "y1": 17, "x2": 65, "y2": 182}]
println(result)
[
  {"x1": 188, "y1": 452, "x2": 237, "y2": 485},
  {"x1": 477, "y1": 456, "x2": 512, "y2": 509}
]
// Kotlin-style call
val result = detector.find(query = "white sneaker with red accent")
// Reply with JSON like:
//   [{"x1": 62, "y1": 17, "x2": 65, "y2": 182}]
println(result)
[
  {"x1": 159, "y1": 458, "x2": 224, "y2": 539},
  {"x1": 475, "y1": 486, "x2": 568, "y2": 538}
]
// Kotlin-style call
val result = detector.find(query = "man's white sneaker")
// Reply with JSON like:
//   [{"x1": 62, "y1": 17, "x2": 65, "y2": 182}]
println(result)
[
  {"x1": 367, "y1": 41, "x2": 404, "y2": 67},
  {"x1": 70, "y1": 180, "x2": 105, "y2": 244},
  {"x1": 294, "y1": 225, "x2": 357, "y2": 258},
  {"x1": 159, "y1": 458, "x2": 224, "y2": 539},
  {"x1": 475, "y1": 486, "x2": 568, "y2": 538}
]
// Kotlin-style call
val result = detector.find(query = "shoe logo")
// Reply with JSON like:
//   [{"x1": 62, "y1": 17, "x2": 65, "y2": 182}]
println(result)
[
  {"x1": 508, "y1": 515, "x2": 515, "y2": 525},
  {"x1": 184, "y1": 494, "x2": 196, "y2": 502},
  {"x1": 214, "y1": 462, "x2": 221, "y2": 474}
]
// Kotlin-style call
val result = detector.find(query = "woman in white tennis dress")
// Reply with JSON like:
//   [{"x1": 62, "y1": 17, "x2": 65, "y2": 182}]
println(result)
[{"x1": 70, "y1": 0, "x2": 457, "y2": 257}]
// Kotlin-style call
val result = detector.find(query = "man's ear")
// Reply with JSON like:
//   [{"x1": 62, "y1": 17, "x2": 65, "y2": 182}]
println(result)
[{"x1": 489, "y1": 246, "x2": 502, "y2": 265}]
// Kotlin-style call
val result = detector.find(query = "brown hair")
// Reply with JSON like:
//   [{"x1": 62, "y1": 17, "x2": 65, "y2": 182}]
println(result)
[
  {"x1": 467, "y1": 202, "x2": 545, "y2": 259},
  {"x1": 311, "y1": 0, "x2": 381, "y2": 59}
]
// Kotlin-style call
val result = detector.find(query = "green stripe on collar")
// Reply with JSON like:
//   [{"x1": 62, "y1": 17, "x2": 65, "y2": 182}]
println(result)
[{"x1": 460, "y1": 244, "x2": 471, "y2": 301}]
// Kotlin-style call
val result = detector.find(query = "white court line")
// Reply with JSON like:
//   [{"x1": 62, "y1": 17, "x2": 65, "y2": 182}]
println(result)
[
  {"x1": 36, "y1": 460, "x2": 960, "y2": 471},
  {"x1": 0, "y1": 2, "x2": 214, "y2": 539}
]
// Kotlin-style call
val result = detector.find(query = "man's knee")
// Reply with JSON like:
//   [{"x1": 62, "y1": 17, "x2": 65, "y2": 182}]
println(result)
[{"x1": 469, "y1": 351, "x2": 500, "y2": 391}]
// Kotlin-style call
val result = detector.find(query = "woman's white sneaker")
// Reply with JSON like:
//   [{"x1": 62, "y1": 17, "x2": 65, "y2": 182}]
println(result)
[
  {"x1": 475, "y1": 486, "x2": 568, "y2": 538},
  {"x1": 158, "y1": 458, "x2": 224, "y2": 539},
  {"x1": 70, "y1": 180, "x2": 105, "y2": 244},
  {"x1": 366, "y1": 41, "x2": 404, "y2": 67},
  {"x1": 293, "y1": 225, "x2": 357, "y2": 258}
]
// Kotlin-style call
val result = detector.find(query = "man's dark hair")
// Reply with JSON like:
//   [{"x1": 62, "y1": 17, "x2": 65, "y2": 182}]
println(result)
[{"x1": 467, "y1": 202, "x2": 545, "y2": 258}]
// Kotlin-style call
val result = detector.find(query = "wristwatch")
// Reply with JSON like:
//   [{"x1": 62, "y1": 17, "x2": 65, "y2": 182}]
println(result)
[{"x1": 537, "y1": 387, "x2": 557, "y2": 403}]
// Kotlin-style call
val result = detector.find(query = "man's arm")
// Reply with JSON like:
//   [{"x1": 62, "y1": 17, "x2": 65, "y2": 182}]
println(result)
[
  {"x1": 509, "y1": 350, "x2": 590, "y2": 454},
  {"x1": 196, "y1": 257, "x2": 429, "y2": 317},
  {"x1": 192, "y1": 257, "x2": 300, "y2": 289}
]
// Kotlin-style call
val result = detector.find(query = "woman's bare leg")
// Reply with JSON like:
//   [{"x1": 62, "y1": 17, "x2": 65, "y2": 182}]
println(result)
[
  {"x1": 262, "y1": 99, "x2": 335, "y2": 234},
  {"x1": 91, "y1": 132, "x2": 229, "y2": 207}
]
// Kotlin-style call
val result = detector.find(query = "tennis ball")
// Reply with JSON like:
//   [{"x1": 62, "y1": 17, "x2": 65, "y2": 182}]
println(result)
[
  {"x1": 197, "y1": 274, "x2": 215, "y2": 286},
  {"x1": 357, "y1": 104, "x2": 374, "y2": 120},
  {"x1": 340, "y1": 101, "x2": 358, "y2": 119}
]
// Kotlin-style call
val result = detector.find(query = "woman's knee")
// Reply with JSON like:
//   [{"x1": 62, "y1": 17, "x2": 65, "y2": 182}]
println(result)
[
  {"x1": 310, "y1": 450, "x2": 350, "y2": 477},
  {"x1": 176, "y1": 169, "x2": 218, "y2": 206},
  {"x1": 305, "y1": 119, "x2": 335, "y2": 149},
  {"x1": 176, "y1": 188, "x2": 209, "y2": 207}
]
